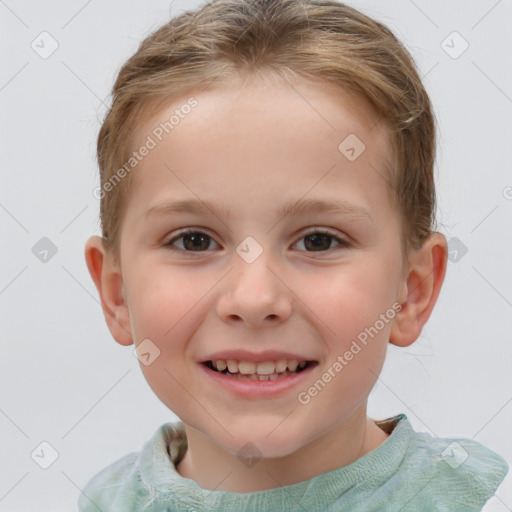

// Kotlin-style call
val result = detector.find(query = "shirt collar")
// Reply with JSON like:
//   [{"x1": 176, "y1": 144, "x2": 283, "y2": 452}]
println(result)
[{"x1": 137, "y1": 414, "x2": 411, "y2": 510}]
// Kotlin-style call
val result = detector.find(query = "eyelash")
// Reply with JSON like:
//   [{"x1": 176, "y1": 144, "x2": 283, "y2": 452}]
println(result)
[{"x1": 163, "y1": 228, "x2": 351, "y2": 254}]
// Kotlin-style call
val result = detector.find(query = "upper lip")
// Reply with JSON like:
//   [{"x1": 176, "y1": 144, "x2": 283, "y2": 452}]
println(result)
[{"x1": 199, "y1": 349, "x2": 317, "y2": 363}]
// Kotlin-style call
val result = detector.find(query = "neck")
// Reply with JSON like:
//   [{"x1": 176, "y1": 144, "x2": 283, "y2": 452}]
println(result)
[{"x1": 176, "y1": 406, "x2": 390, "y2": 493}]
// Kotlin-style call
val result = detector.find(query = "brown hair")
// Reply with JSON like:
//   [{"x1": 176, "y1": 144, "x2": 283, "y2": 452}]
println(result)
[{"x1": 96, "y1": 0, "x2": 437, "y2": 266}]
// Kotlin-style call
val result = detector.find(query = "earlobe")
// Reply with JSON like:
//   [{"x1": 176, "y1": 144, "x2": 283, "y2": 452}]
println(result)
[
  {"x1": 389, "y1": 232, "x2": 448, "y2": 347},
  {"x1": 84, "y1": 235, "x2": 134, "y2": 346}
]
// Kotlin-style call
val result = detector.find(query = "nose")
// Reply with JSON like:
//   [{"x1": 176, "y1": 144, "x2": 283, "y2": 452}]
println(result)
[{"x1": 215, "y1": 252, "x2": 293, "y2": 328}]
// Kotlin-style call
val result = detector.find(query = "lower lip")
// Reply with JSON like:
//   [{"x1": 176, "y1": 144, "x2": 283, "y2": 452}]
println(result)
[{"x1": 198, "y1": 362, "x2": 317, "y2": 399}]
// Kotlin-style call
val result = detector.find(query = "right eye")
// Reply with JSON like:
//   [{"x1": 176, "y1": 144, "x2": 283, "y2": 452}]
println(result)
[{"x1": 164, "y1": 229, "x2": 220, "y2": 252}]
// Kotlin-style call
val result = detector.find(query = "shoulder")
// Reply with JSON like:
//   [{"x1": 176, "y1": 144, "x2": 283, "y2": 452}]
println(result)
[
  {"x1": 481, "y1": 468, "x2": 512, "y2": 511},
  {"x1": 77, "y1": 422, "x2": 185, "y2": 512},
  {"x1": 77, "y1": 451, "x2": 141, "y2": 512},
  {"x1": 396, "y1": 416, "x2": 509, "y2": 511}
]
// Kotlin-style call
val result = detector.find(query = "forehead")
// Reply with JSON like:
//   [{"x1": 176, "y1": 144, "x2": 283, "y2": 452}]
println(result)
[{"x1": 124, "y1": 74, "x2": 395, "y2": 224}]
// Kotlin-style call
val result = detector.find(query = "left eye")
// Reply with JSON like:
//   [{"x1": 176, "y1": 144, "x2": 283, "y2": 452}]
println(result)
[
  {"x1": 164, "y1": 228, "x2": 349, "y2": 253},
  {"x1": 294, "y1": 228, "x2": 349, "y2": 252}
]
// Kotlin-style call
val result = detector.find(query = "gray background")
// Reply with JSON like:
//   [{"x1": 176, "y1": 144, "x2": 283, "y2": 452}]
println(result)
[{"x1": 1, "y1": 0, "x2": 511, "y2": 510}]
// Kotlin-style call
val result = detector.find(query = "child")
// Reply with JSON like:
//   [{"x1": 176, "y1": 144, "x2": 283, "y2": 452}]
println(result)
[{"x1": 80, "y1": 0, "x2": 509, "y2": 510}]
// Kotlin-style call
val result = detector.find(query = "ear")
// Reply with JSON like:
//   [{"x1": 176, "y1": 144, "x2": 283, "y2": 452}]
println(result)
[
  {"x1": 84, "y1": 235, "x2": 133, "y2": 346},
  {"x1": 389, "y1": 232, "x2": 448, "y2": 347}
]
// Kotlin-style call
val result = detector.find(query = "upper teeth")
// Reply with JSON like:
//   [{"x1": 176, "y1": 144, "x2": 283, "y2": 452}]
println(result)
[{"x1": 212, "y1": 359, "x2": 307, "y2": 375}]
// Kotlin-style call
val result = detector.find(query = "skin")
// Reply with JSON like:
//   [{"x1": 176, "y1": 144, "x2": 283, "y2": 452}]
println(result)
[{"x1": 85, "y1": 72, "x2": 447, "y2": 493}]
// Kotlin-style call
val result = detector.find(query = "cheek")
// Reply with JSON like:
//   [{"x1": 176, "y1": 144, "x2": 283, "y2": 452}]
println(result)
[
  {"x1": 127, "y1": 270, "x2": 203, "y2": 408},
  {"x1": 306, "y1": 274, "x2": 391, "y2": 411},
  {"x1": 312, "y1": 262, "x2": 397, "y2": 337},
  {"x1": 308, "y1": 261, "x2": 397, "y2": 403},
  {"x1": 127, "y1": 263, "x2": 206, "y2": 337}
]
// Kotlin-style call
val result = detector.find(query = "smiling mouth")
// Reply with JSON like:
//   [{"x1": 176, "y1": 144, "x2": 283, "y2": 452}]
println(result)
[{"x1": 202, "y1": 359, "x2": 318, "y2": 381}]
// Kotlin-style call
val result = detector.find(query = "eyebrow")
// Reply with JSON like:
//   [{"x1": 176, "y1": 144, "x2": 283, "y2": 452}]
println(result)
[{"x1": 144, "y1": 197, "x2": 372, "y2": 222}]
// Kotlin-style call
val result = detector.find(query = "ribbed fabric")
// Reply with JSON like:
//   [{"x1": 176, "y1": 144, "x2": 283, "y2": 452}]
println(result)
[{"x1": 77, "y1": 414, "x2": 508, "y2": 512}]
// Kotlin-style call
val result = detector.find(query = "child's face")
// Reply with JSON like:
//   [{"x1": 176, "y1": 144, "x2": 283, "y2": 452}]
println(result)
[{"x1": 115, "y1": 75, "x2": 408, "y2": 458}]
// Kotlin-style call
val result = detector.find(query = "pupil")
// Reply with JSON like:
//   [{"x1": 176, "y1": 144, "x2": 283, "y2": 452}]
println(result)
[
  {"x1": 184, "y1": 233, "x2": 209, "y2": 251},
  {"x1": 305, "y1": 233, "x2": 330, "y2": 251}
]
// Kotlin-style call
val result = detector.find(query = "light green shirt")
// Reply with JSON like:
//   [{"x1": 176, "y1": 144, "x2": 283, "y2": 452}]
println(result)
[{"x1": 77, "y1": 414, "x2": 508, "y2": 511}]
